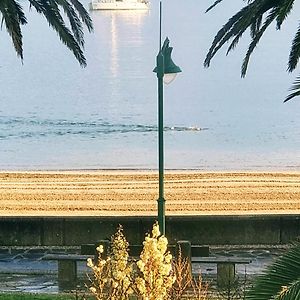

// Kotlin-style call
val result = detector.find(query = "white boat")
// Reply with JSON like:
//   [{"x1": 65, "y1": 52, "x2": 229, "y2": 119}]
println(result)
[{"x1": 90, "y1": 0, "x2": 149, "y2": 10}]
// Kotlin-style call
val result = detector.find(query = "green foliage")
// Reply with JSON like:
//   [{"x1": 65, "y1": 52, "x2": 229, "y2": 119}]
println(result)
[
  {"x1": 0, "y1": 0, "x2": 93, "y2": 67},
  {"x1": 246, "y1": 241, "x2": 300, "y2": 300},
  {"x1": 205, "y1": 0, "x2": 300, "y2": 101}
]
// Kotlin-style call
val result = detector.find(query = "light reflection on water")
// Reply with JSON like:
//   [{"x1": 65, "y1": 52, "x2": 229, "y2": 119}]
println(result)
[{"x1": 0, "y1": 0, "x2": 300, "y2": 170}]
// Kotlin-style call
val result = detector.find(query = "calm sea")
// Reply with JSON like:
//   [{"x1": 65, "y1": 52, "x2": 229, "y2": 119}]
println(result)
[{"x1": 0, "y1": 0, "x2": 299, "y2": 170}]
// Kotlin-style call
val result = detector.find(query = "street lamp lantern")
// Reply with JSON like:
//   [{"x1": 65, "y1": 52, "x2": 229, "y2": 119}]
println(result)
[
  {"x1": 154, "y1": 37, "x2": 182, "y2": 83},
  {"x1": 153, "y1": 21, "x2": 181, "y2": 235}
]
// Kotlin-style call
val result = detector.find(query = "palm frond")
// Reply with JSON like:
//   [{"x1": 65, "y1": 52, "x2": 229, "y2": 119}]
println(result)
[
  {"x1": 274, "y1": 280, "x2": 300, "y2": 300},
  {"x1": 288, "y1": 24, "x2": 300, "y2": 72},
  {"x1": 205, "y1": 0, "x2": 300, "y2": 100},
  {"x1": 204, "y1": 3, "x2": 258, "y2": 67},
  {"x1": 226, "y1": 31, "x2": 244, "y2": 54},
  {"x1": 276, "y1": 0, "x2": 295, "y2": 29},
  {"x1": 205, "y1": 0, "x2": 224, "y2": 13},
  {"x1": 56, "y1": 0, "x2": 85, "y2": 46},
  {"x1": 250, "y1": 15, "x2": 262, "y2": 38},
  {"x1": 205, "y1": 0, "x2": 278, "y2": 68},
  {"x1": 227, "y1": 9, "x2": 263, "y2": 55},
  {"x1": 0, "y1": 0, "x2": 27, "y2": 59},
  {"x1": 284, "y1": 74, "x2": 300, "y2": 102},
  {"x1": 246, "y1": 242, "x2": 300, "y2": 300},
  {"x1": 241, "y1": 8, "x2": 277, "y2": 77},
  {"x1": 69, "y1": 0, "x2": 93, "y2": 32},
  {"x1": 28, "y1": 0, "x2": 86, "y2": 66}
]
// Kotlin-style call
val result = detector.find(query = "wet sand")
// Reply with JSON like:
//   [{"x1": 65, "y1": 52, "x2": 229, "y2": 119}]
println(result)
[{"x1": 0, "y1": 171, "x2": 299, "y2": 216}]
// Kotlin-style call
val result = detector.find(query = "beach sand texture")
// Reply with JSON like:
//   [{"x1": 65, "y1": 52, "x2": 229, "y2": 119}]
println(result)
[{"x1": 0, "y1": 171, "x2": 299, "y2": 216}]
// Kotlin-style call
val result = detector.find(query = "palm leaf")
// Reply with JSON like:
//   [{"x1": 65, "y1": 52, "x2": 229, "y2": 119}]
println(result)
[
  {"x1": 206, "y1": 0, "x2": 300, "y2": 100},
  {"x1": 204, "y1": 3, "x2": 259, "y2": 67},
  {"x1": 241, "y1": 8, "x2": 277, "y2": 77},
  {"x1": 226, "y1": 31, "x2": 244, "y2": 54},
  {"x1": 250, "y1": 15, "x2": 262, "y2": 38},
  {"x1": 0, "y1": 0, "x2": 27, "y2": 59},
  {"x1": 276, "y1": 0, "x2": 295, "y2": 29},
  {"x1": 274, "y1": 280, "x2": 300, "y2": 300},
  {"x1": 246, "y1": 242, "x2": 300, "y2": 300},
  {"x1": 69, "y1": 0, "x2": 93, "y2": 32},
  {"x1": 205, "y1": 0, "x2": 224, "y2": 13},
  {"x1": 56, "y1": 0, "x2": 85, "y2": 46},
  {"x1": 205, "y1": 0, "x2": 277, "y2": 68},
  {"x1": 285, "y1": 74, "x2": 300, "y2": 102},
  {"x1": 28, "y1": 0, "x2": 86, "y2": 66},
  {"x1": 227, "y1": 7, "x2": 264, "y2": 55},
  {"x1": 1, "y1": 0, "x2": 92, "y2": 66},
  {"x1": 288, "y1": 24, "x2": 300, "y2": 72}
]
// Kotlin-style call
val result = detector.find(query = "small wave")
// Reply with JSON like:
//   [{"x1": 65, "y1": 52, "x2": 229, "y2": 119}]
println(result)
[
  {"x1": 0, "y1": 116, "x2": 206, "y2": 140},
  {"x1": 166, "y1": 126, "x2": 208, "y2": 131}
]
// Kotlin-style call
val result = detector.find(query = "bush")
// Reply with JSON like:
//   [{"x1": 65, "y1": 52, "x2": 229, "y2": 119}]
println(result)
[{"x1": 87, "y1": 223, "x2": 209, "y2": 300}]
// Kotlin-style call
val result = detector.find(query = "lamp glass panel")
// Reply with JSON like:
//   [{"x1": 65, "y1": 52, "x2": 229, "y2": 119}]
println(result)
[{"x1": 163, "y1": 73, "x2": 177, "y2": 85}]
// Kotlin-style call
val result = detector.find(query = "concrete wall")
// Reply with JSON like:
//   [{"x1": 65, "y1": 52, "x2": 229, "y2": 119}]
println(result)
[{"x1": 0, "y1": 215, "x2": 299, "y2": 246}]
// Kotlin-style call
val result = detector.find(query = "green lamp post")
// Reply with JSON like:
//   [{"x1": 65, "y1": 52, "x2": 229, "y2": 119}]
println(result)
[{"x1": 153, "y1": 7, "x2": 182, "y2": 235}]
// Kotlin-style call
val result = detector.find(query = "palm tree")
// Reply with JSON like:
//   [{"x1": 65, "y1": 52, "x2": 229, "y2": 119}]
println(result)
[
  {"x1": 0, "y1": 0, "x2": 93, "y2": 67},
  {"x1": 246, "y1": 241, "x2": 300, "y2": 300},
  {"x1": 204, "y1": 0, "x2": 300, "y2": 101}
]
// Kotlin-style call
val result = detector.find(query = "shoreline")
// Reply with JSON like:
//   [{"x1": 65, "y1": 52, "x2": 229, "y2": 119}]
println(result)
[
  {"x1": 1, "y1": 168, "x2": 300, "y2": 174},
  {"x1": 0, "y1": 171, "x2": 299, "y2": 217}
]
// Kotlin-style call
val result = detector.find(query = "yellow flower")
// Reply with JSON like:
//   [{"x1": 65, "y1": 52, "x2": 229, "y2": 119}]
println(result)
[
  {"x1": 135, "y1": 223, "x2": 175, "y2": 300},
  {"x1": 87, "y1": 258, "x2": 94, "y2": 268},
  {"x1": 96, "y1": 244, "x2": 104, "y2": 253},
  {"x1": 152, "y1": 223, "x2": 161, "y2": 237},
  {"x1": 137, "y1": 260, "x2": 145, "y2": 272},
  {"x1": 99, "y1": 259, "x2": 106, "y2": 266},
  {"x1": 135, "y1": 277, "x2": 146, "y2": 294},
  {"x1": 165, "y1": 253, "x2": 172, "y2": 264}
]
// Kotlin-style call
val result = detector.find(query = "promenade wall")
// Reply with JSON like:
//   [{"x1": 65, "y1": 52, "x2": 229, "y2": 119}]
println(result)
[{"x1": 0, "y1": 215, "x2": 299, "y2": 246}]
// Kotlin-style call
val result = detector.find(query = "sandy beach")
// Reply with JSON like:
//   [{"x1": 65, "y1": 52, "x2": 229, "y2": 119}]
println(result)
[{"x1": 0, "y1": 171, "x2": 299, "y2": 217}]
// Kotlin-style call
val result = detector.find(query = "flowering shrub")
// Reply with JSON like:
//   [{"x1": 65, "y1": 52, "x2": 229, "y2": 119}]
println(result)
[
  {"x1": 87, "y1": 225, "x2": 133, "y2": 300},
  {"x1": 109, "y1": 225, "x2": 133, "y2": 299},
  {"x1": 87, "y1": 223, "x2": 208, "y2": 300},
  {"x1": 135, "y1": 223, "x2": 175, "y2": 300},
  {"x1": 87, "y1": 244, "x2": 108, "y2": 299}
]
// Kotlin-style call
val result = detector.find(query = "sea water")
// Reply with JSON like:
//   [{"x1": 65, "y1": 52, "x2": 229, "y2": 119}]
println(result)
[{"x1": 0, "y1": 0, "x2": 299, "y2": 170}]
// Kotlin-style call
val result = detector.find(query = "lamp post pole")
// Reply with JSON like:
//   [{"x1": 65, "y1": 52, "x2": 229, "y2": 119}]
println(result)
[
  {"x1": 156, "y1": 46, "x2": 165, "y2": 235},
  {"x1": 154, "y1": 1, "x2": 181, "y2": 236}
]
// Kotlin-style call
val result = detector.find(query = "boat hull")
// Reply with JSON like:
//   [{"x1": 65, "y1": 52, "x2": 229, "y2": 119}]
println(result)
[{"x1": 90, "y1": 2, "x2": 149, "y2": 10}]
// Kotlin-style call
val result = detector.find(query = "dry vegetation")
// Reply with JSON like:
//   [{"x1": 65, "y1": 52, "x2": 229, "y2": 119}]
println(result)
[{"x1": 0, "y1": 171, "x2": 299, "y2": 216}]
